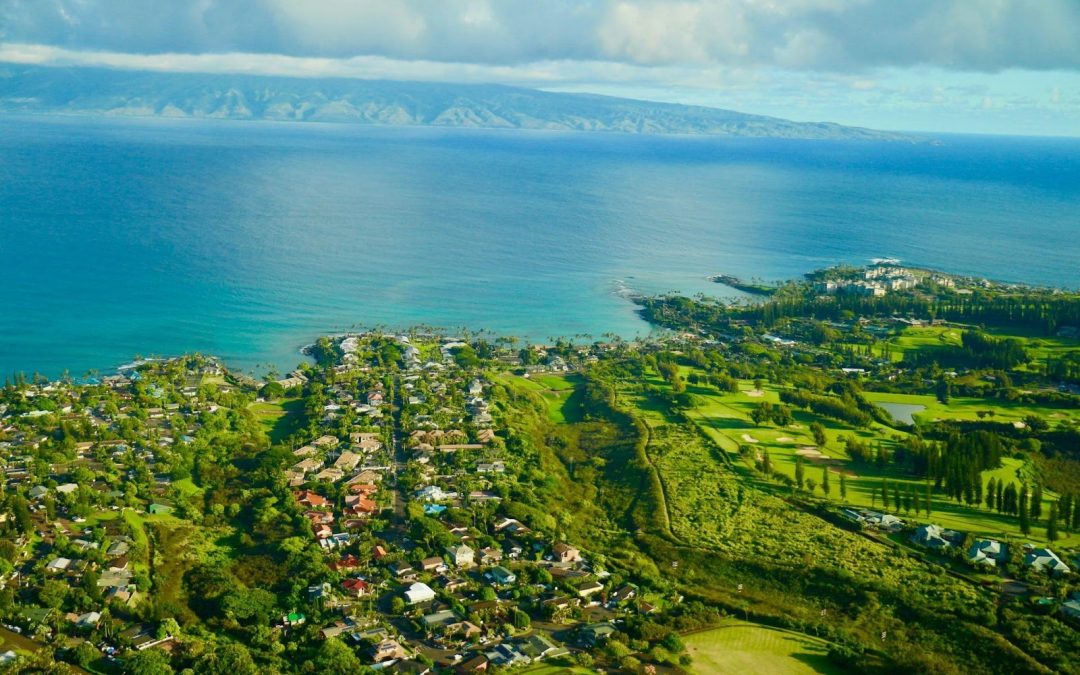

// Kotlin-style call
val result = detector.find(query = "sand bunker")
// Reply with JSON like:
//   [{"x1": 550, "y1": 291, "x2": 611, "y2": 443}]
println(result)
[
  {"x1": 795, "y1": 446, "x2": 825, "y2": 458},
  {"x1": 741, "y1": 434, "x2": 760, "y2": 443},
  {"x1": 776, "y1": 436, "x2": 795, "y2": 443},
  {"x1": 745, "y1": 389, "x2": 764, "y2": 397},
  {"x1": 1012, "y1": 421, "x2": 1027, "y2": 429}
]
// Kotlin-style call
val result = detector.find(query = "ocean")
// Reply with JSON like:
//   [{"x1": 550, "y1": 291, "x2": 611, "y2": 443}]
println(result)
[{"x1": 1, "y1": 115, "x2": 1078, "y2": 379}]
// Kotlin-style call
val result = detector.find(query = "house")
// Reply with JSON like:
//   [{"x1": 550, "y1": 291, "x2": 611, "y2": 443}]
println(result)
[
  {"x1": 446, "y1": 544, "x2": 475, "y2": 568},
  {"x1": 296, "y1": 491, "x2": 330, "y2": 509},
  {"x1": 476, "y1": 461, "x2": 505, "y2": 474},
  {"x1": 1061, "y1": 598, "x2": 1080, "y2": 621},
  {"x1": 910, "y1": 524, "x2": 954, "y2": 549},
  {"x1": 292, "y1": 457, "x2": 324, "y2": 474},
  {"x1": 148, "y1": 503, "x2": 172, "y2": 515},
  {"x1": 520, "y1": 634, "x2": 564, "y2": 660},
  {"x1": 858, "y1": 511, "x2": 904, "y2": 531},
  {"x1": 1024, "y1": 547, "x2": 1071, "y2": 575},
  {"x1": 75, "y1": 611, "x2": 101, "y2": 628},
  {"x1": 580, "y1": 622, "x2": 616, "y2": 645},
  {"x1": 422, "y1": 609, "x2": 458, "y2": 630},
  {"x1": 396, "y1": 660, "x2": 433, "y2": 675},
  {"x1": 333, "y1": 451, "x2": 362, "y2": 471},
  {"x1": 575, "y1": 580, "x2": 604, "y2": 598},
  {"x1": 371, "y1": 638, "x2": 408, "y2": 663},
  {"x1": 478, "y1": 547, "x2": 503, "y2": 566},
  {"x1": 341, "y1": 578, "x2": 372, "y2": 598},
  {"x1": 416, "y1": 485, "x2": 457, "y2": 502},
  {"x1": 390, "y1": 561, "x2": 415, "y2": 578},
  {"x1": 405, "y1": 582, "x2": 437, "y2": 605},
  {"x1": 493, "y1": 518, "x2": 529, "y2": 534},
  {"x1": 967, "y1": 539, "x2": 1007, "y2": 568},
  {"x1": 610, "y1": 584, "x2": 638, "y2": 604},
  {"x1": 283, "y1": 612, "x2": 306, "y2": 627},
  {"x1": 313, "y1": 435, "x2": 339, "y2": 449},
  {"x1": 314, "y1": 467, "x2": 345, "y2": 483},
  {"x1": 46, "y1": 557, "x2": 72, "y2": 572},
  {"x1": 552, "y1": 542, "x2": 581, "y2": 564},
  {"x1": 454, "y1": 654, "x2": 489, "y2": 674},
  {"x1": 421, "y1": 557, "x2": 446, "y2": 573},
  {"x1": 485, "y1": 566, "x2": 516, "y2": 585},
  {"x1": 486, "y1": 642, "x2": 530, "y2": 667}
]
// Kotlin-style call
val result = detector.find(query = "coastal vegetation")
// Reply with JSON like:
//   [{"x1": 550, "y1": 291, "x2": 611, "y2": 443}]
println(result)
[{"x1": 1, "y1": 263, "x2": 1078, "y2": 674}]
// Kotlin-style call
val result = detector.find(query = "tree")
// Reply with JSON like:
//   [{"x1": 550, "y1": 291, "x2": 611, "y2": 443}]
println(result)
[
  {"x1": 39, "y1": 579, "x2": 69, "y2": 609},
  {"x1": 314, "y1": 638, "x2": 363, "y2": 675},
  {"x1": 761, "y1": 449, "x2": 772, "y2": 475},
  {"x1": 810, "y1": 422, "x2": 827, "y2": 447},
  {"x1": 985, "y1": 478, "x2": 996, "y2": 511},
  {"x1": 123, "y1": 649, "x2": 174, "y2": 675},
  {"x1": 795, "y1": 456, "x2": 805, "y2": 490},
  {"x1": 771, "y1": 404, "x2": 793, "y2": 426},
  {"x1": 1060, "y1": 493, "x2": 1073, "y2": 533},
  {"x1": 925, "y1": 483, "x2": 933, "y2": 516},
  {"x1": 1046, "y1": 503, "x2": 1060, "y2": 542},
  {"x1": 196, "y1": 643, "x2": 258, "y2": 675},
  {"x1": 1030, "y1": 484, "x2": 1043, "y2": 520},
  {"x1": 512, "y1": 608, "x2": 531, "y2": 630},
  {"x1": 839, "y1": 473, "x2": 847, "y2": 500},
  {"x1": 11, "y1": 495, "x2": 32, "y2": 535},
  {"x1": 1019, "y1": 486, "x2": 1031, "y2": 535},
  {"x1": 73, "y1": 641, "x2": 99, "y2": 669},
  {"x1": 221, "y1": 587, "x2": 277, "y2": 625},
  {"x1": 821, "y1": 468, "x2": 831, "y2": 496},
  {"x1": 936, "y1": 379, "x2": 951, "y2": 404},
  {"x1": 881, "y1": 480, "x2": 890, "y2": 512},
  {"x1": 750, "y1": 402, "x2": 773, "y2": 426}
]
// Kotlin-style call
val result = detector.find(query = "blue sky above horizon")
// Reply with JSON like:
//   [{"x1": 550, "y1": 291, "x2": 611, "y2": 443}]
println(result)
[{"x1": 2, "y1": 0, "x2": 1079, "y2": 137}]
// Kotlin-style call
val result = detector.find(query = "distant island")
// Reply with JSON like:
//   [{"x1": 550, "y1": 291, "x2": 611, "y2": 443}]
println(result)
[{"x1": 0, "y1": 64, "x2": 912, "y2": 140}]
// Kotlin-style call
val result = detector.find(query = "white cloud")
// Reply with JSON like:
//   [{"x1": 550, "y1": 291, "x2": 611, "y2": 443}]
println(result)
[{"x1": 2, "y1": 0, "x2": 1079, "y2": 72}]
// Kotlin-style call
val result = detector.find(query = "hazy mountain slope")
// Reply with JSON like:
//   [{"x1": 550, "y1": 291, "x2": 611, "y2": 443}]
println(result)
[{"x1": 0, "y1": 65, "x2": 907, "y2": 139}]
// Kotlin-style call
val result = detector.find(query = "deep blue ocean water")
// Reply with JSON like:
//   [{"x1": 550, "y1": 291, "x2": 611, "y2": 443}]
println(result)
[{"x1": 1, "y1": 115, "x2": 1078, "y2": 378}]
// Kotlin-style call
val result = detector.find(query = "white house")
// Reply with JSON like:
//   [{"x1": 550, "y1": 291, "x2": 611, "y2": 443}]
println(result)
[
  {"x1": 404, "y1": 582, "x2": 436, "y2": 605},
  {"x1": 1024, "y1": 547, "x2": 1071, "y2": 575}
]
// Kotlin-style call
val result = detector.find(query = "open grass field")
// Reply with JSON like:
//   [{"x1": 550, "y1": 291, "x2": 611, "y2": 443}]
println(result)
[
  {"x1": 863, "y1": 391, "x2": 1080, "y2": 426},
  {"x1": 659, "y1": 368, "x2": 1080, "y2": 548},
  {"x1": 250, "y1": 397, "x2": 306, "y2": 443},
  {"x1": 173, "y1": 477, "x2": 204, "y2": 498},
  {"x1": 518, "y1": 666, "x2": 595, "y2": 675},
  {"x1": 683, "y1": 621, "x2": 839, "y2": 675},
  {"x1": 497, "y1": 373, "x2": 584, "y2": 424},
  {"x1": 873, "y1": 325, "x2": 1080, "y2": 374}
]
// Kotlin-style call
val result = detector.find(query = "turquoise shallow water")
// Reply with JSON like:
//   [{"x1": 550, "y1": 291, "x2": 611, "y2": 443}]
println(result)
[{"x1": 1, "y1": 115, "x2": 1078, "y2": 378}]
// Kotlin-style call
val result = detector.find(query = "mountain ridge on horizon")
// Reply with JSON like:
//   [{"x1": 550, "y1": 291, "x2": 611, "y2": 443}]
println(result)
[{"x1": 0, "y1": 64, "x2": 911, "y2": 140}]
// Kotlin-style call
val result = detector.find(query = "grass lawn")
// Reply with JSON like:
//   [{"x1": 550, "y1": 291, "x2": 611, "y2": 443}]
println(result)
[
  {"x1": 683, "y1": 621, "x2": 840, "y2": 675},
  {"x1": 656, "y1": 369, "x2": 1080, "y2": 547},
  {"x1": 173, "y1": 477, "x2": 204, "y2": 498},
  {"x1": 250, "y1": 397, "x2": 306, "y2": 443},
  {"x1": 497, "y1": 373, "x2": 584, "y2": 424},
  {"x1": 863, "y1": 391, "x2": 1080, "y2": 426},
  {"x1": 518, "y1": 666, "x2": 595, "y2": 675}
]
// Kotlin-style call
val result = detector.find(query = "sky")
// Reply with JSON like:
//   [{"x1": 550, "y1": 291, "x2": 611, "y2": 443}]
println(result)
[{"x1": 1, "y1": 0, "x2": 1079, "y2": 136}]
